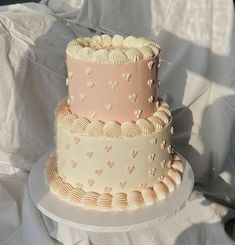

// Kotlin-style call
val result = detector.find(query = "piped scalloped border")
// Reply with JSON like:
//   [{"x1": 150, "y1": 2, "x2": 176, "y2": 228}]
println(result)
[
  {"x1": 56, "y1": 97, "x2": 173, "y2": 138},
  {"x1": 66, "y1": 35, "x2": 160, "y2": 63},
  {"x1": 45, "y1": 152, "x2": 183, "y2": 211}
]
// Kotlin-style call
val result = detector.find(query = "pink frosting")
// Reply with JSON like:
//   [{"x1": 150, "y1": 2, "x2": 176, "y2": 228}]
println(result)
[{"x1": 67, "y1": 56, "x2": 158, "y2": 122}]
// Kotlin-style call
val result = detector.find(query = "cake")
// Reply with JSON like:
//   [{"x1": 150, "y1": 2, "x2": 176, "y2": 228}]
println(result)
[{"x1": 45, "y1": 34, "x2": 184, "y2": 211}]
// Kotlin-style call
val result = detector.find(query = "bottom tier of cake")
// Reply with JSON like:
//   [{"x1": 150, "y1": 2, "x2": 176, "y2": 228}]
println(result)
[{"x1": 45, "y1": 152, "x2": 184, "y2": 211}]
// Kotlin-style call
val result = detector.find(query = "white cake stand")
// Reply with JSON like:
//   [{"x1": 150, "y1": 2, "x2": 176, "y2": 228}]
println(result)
[{"x1": 28, "y1": 151, "x2": 194, "y2": 233}]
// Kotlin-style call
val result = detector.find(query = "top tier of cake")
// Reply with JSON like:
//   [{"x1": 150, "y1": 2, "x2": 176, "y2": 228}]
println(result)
[{"x1": 66, "y1": 35, "x2": 160, "y2": 123}]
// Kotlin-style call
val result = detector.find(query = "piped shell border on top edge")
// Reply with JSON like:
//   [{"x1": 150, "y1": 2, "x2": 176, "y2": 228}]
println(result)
[
  {"x1": 66, "y1": 35, "x2": 160, "y2": 64},
  {"x1": 45, "y1": 152, "x2": 183, "y2": 211}
]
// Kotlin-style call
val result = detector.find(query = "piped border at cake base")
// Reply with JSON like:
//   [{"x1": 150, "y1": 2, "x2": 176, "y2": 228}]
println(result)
[{"x1": 45, "y1": 152, "x2": 184, "y2": 212}]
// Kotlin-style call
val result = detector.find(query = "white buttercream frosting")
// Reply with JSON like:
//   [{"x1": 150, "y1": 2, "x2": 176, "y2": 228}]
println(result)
[
  {"x1": 101, "y1": 34, "x2": 112, "y2": 47},
  {"x1": 85, "y1": 120, "x2": 104, "y2": 137},
  {"x1": 136, "y1": 119, "x2": 154, "y2": 135},
  {"x1": 153, "y1": 110, "x2": 170, "y2": 124},
  {"x1": 70, "y1": 117, "x2": 90, "y2": 133},
  {"x1": 127, "y1": 191, "x2": 144, "y2": 208},
  {"x1": 68, "y1": 187, "x2": 86, "y2": 204},
  {"x1": 94, "y1": 49, "x2": 109, "y2": 63},
  {"x1": 61, "y1": 114, "x2": 79, "y2": 129},
  {"x1": 162, "y1": 176, "x2": 176, "y2": 192},
  {"x1": 168, "y1": 169, "x2": 182, "y2": 185},
  {"x1": 156, "y1": 99, "x2": 170, "y2": 109},
  {"x1": 139, "y1": 46, "x2": 155, "y2": 59},
  {"x1": 58, "y1": 183, "x2": 74, "y2": 199},
  {"x1": 66, "y1": 35, "x2": 160, "y2": 63},
  {"x1": 97, "y1": 193, "x2": 112, "y2": 209},
  {"x1": 57, "y1": 98, "x2": 172, "y2": 137},
  {"x1": 112, "y1": 35, "x2": 124, "y2": 47},
  {"x1": 125, "y1": 48, "x2": 143, "y2": 62},
  {"x1": 141, "y1": 187, "x2": 156, "y2": 204},
  {"x1": 172, "y1": 160, "x2": 184, "y2": 173},
  {"x1": 153, "y1": 182, "x2": 169, "y2": 200},
  {"x1": 157, "y1": 106, "x2": 171, "y2": 117},
  {"x1": 81, "y1": 191, "x2": 100, "y2": 206},
  {"x1": 112, "y1": 193, "x2": 128, "y2": 209},
  {"x1": 77, "y1": 47, "x2": 94, "y2": 60},
  {"x1": 123, "y1": 36, "x2": 136, "y2": 47},
  {"x1": 103, "y1": 121, "x2": 121, "y2": 138},
  {"x1": 91, "y1": 35, "x2": 102, "y2": 48},
  {"x1": 109, "y1": 49, "x2": 128, "y2": 64},
  {"x1": 121, "y1": 121, "x2": 141, "y2": 137},
  {"x1": 148, "y1": 116, "x2": 165, "y2": 131}
]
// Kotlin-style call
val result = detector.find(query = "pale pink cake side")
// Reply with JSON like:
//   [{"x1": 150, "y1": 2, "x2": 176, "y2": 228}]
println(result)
[{"x1": 66, "y1": 57, "x2": 159, "y2": 122}]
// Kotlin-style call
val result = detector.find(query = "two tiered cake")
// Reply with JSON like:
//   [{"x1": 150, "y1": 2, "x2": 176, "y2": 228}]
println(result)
[{"x1": 45, "y1": 34, "x2": 184, "y2": 211}]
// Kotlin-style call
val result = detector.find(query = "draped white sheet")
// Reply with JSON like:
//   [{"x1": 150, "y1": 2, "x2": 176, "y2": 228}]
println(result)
[{"x1": 0, "y1": 1, "x2": 235, "y2": 244}]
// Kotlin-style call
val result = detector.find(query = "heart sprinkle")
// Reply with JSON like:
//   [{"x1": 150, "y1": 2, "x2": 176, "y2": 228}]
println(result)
[
  {"x1": 74, "y1": 136, "x2": 80, "y2": 144},
  {"x1": 88, "y1": 179, "x2": 95, "y2": 187},
  {"x1": 71, "y1": 160, "x2": 78, "y2": 168},
  {"x1": 119, "y1": 181, "x2": 127, "y2": 189},
  {"x1": 134, "y1": 109, "x2": 142, "y2": 118},
  {"x1": 148, "y1": 61, "x2": 154, "y2": 70},
  {"x1": 130, "y1": 150, "x2": 138, "y2": 159},
  {"x1": 126, "y1": 165, "x2": 135, "y2": 174},
  {"x1": 90, "y1": 111, "x2": 97, "y2": 119},
  {"x1": 147, "y1": 80, "x2": 154, "y2": 88},
  {"x1": 148, "y1": 168, "x2": 156, "y2": 176},
  {"x1": 122, "y1": 73, "x2": 131, "y2": 81},
  {"x1": 161, "y1": 140, "x2": 166, "y2": 149},
  {"x1": 161, "y1": 160, "x2": 166, "y2": 168},
  {"x1": 79, "y1": 94, "x2": 86, "y2": 101},
  {"x1": 150, "y1": 138, "x2": 157, "y2": 144},
  {"x1": 138, "y1": 183, "x2": 147, "y2": 190},
  {"x1": 95, "y1": 168, "x2": 103, "y2": 176},
  {"x1": 104, "y1": 186, "x2": 112, "y2": 193},
  {"x1": 104, "y1": 145, "x2": 112, "y2": 152},
  {"x1": 86, "y1": 67, "x2": 92, "y2": 75},
  {"x1": 128, "y1": 94, "x2": 137, "y2": 103},
  {"x1": 106, "y1": 161, "x2": 115, "y2": 168},
  {"x1": 86, "y1": 152, "x2": 94, "y2": 158},
  {"x1": 108, "y1": 80, "x2": 119, "y2": 90},
  {"x1": 105, "y1": 103, "x2": 113, "y2": 111},
  {"x1": 148, "y1": 153, "x2": 156, "y2": 161},
  {"x1": 148, "y1": 95, "x2": 154, "y2": 103},
  {"x1": 87, "y1": 81, "x2": 95, "y2": 88}
]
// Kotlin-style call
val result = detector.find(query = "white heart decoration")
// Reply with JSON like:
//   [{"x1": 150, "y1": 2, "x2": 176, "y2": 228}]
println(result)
[
  {"x1": 86, "y1": 67, "x2": 92, "y2": 75},
  {"x1": 148, "y1": 96, "x2": 154, "y2": 103},
  {"x1": 90, "y1": 111, "x2": 97, "y2": 119},
  {"x1": 108, "y1": 80, "x2": 119, "y2": 90},
  {"x1": 126, "y1": 165, "x2": 135, "y2": 174},
  {"x1": 122, "y1": 73, "x2": 131, "y2": 81},
  {"x1": 79, "y1": 94, "x2": 86, "y2": 101},
  {"x1": 105, "y1": 103, "x2": 113, "y2": 111},
  {"x1": 134, "y1": 109, "x2": 142, "y2": 118},
  {"x1": 147, "y1": 80, "x2": 154, "y2": 88},
  {"x1": 87, "y1": 81, "x2": 95, "y2": 88},
  {"x1": 148, "y1": 168, "x2": 156, "y2": 176},
  {"x1": 148, "y1": 153, "x2": 156, "y2": 161},
  {"x1": 128, "y1": 94, "x2": 137, "y2": 103}
]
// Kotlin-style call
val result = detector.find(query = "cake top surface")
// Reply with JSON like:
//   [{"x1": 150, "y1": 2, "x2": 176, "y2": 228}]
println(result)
[{"x1": 66, "y1": 34, "x2": 160, "y2": 64}]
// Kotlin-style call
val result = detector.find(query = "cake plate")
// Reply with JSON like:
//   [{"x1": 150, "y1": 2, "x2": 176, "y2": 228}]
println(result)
[{"x1": 28, "y1": 151, "x2": 194, "y2": 233}]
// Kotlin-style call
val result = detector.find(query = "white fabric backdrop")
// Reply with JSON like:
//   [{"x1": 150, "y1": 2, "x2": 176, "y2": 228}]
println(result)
[{"x1": 0, "y1": 1, "x2": 235, "y2": 244}]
